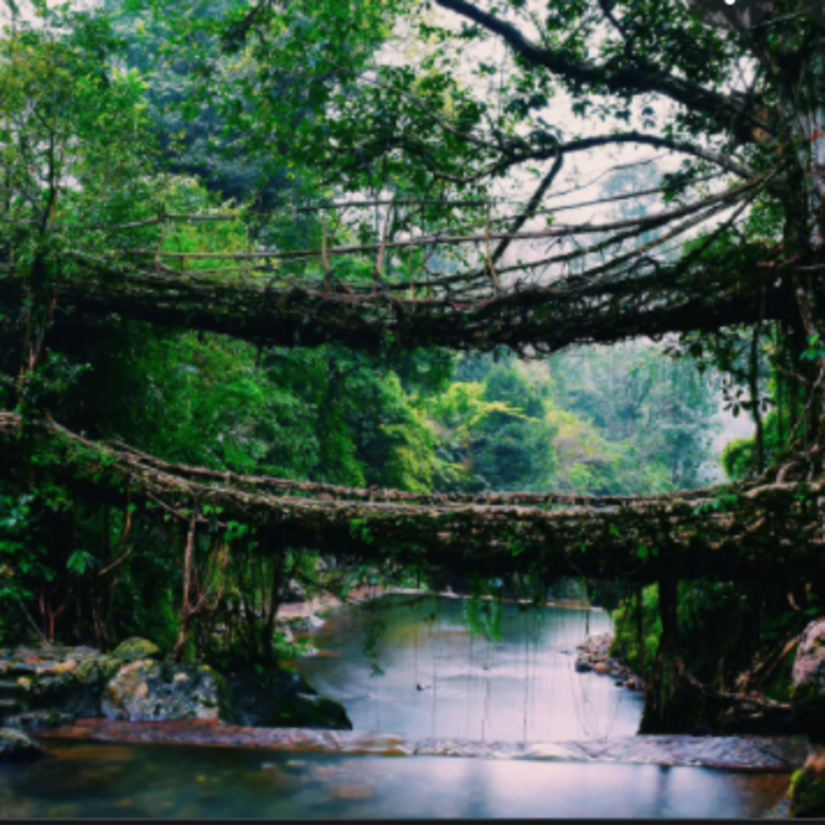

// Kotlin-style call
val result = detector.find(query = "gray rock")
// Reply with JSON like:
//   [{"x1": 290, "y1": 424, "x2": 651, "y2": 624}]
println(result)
[
  {"x1": 283, "y1": 615, "x2": 325, "y2": 633},
  {"x1": 5, "y1": 709, "x2": 74, "y2": 733},
  {"x1": 0, "y1": 727, "x2": 47, "y2": 762},
  {"x1": 28, "y1": 656, "x2": 119, "y2": 719},
  {"x1": 791, "y1": 618, "x2": 825, "y2": 740},
  {"x1": 789, "y1": 619, "x2": 825, "y2": 817},
  {"x1": 282, "y1": 579, "x2": 306, "y2": 604},
  {"x1": 102, "y1": 660, "x2": 236, "y2": 723}
]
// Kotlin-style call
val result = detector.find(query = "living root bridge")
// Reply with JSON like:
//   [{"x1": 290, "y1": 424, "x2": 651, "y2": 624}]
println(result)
[
  {"x1": 0, "y1": 259, "x2": 791, "y2": 357},
  {"x1": 2, "y1": 412, "x2": 824, "y2": 585}
]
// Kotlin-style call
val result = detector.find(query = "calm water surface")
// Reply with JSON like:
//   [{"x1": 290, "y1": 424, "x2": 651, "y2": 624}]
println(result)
[
  {"x1": 293, "y1": 594, "x2": 643, "y2": 742},
  {"x1": 2, "y1": 742, "x2": 789, "y2": 818},
  {"x1": 0, "y1": 594, "x2": 790, "y2": 817}
]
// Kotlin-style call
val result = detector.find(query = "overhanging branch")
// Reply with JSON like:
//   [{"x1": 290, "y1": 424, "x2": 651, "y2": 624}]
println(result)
[{"x1": 435, "y1": 0, "x2": 769, "y2": 146}]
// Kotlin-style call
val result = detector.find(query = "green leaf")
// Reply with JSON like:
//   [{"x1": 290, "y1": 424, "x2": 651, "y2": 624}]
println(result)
[{"x1": 67, "y1": 550, "x2": 96, "y2": 575}]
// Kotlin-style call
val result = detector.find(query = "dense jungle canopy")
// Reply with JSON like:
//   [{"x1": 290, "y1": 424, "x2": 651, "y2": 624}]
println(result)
[{"x1": 1, "y1": 0, "x2": 825, "y2": 732}]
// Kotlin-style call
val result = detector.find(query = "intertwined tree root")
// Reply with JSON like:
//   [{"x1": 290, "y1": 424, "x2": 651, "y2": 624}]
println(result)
[{"x1": 1, "y1": 412, "x2": 823, "y2": 586}]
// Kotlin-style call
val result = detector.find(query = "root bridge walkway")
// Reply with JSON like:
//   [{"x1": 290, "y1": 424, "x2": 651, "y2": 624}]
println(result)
[{"x1": 2, "y1": 412, "x2": 825, "y2": 586}]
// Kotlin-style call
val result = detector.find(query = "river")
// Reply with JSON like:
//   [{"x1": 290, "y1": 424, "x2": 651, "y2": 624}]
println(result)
[
  {"x1": 0, "y1": 594, "x2": 792, "y2": 817},
  {"x1": 290, "y1": 593, "x2": 643, "y2": 742}
]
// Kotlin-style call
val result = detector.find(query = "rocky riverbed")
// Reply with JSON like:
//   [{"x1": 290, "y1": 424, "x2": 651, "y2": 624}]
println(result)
[{"x1": 36, "y1": 717, "x2": 809, "y2": 772}]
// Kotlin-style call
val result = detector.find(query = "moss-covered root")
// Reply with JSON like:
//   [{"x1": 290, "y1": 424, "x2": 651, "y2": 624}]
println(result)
[{"x1": 790, "y1": 746, "x2": 825, "y2": 818}]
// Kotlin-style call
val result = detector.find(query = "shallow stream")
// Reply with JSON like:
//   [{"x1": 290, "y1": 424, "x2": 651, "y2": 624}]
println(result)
[{"x1": 1, "y1": 594, "x2": 792, "y2": 817}]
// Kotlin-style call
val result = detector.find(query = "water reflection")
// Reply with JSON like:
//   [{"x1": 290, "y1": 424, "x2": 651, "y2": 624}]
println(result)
[
  {"x1": 294, "y1": 594, "x2": 643, "y2": 742},
  {"x1": 0, "y1": 742, "x2": 790, "y2": 818}
]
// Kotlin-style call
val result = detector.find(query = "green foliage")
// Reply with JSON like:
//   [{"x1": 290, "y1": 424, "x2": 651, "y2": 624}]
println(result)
[
  {"x1": 428, "y1": 362, "x2": 556, "y2": 492},
  {"x1": 721, "y1": 402, "x2": 794, "y2": 480},
  {"x1": 611, "y1": 585, "x2": 662, "y2": 679},
  {"x1": 0, "y1": 491, "x2": 49, "y2": 640},
  {"x1": 462, "y1": 590, "x2": 503, "y2": 642},
  {"x1": 612, "y1": 578, "x2": 823, "y2": 704},
  {"x1": 0, "y1": 7, "x2": 159, "y2": 271},
  {"x1": 549, "y1": 341, "x2": 719, "y2": 493},
  {"x1": 442, "y1": 341, "x2": 720, "y2": 496},
  {"x1": 66, "y1": 550, "x2": 96, "y2": 575}
]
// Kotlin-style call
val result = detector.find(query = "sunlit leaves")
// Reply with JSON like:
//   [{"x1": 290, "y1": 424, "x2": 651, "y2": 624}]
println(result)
[{"x1": 0, "y1": 5, "x2": 159, "y2": 272}]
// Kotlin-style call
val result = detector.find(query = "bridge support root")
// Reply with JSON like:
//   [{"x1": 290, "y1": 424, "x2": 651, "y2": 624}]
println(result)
[
  {"x1": 638, "y1": 578, "x2": 706, "y2": 734},
  {"x1": 638, "y1": 657, "x2": 706, "y2": 734}
]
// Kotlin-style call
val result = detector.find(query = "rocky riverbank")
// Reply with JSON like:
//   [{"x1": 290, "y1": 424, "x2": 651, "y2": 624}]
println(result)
[
  {"x1": 574, "y1": 632, "x2": 644, "y2": 691},
  {"x1": 0, "y1": 635, "x2": 351, "y2": 761}
]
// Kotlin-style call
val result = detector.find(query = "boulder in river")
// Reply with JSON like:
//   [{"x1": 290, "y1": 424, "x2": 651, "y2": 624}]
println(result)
[
  {"x1": 0, "y1": 727, "x2": 47, "y2": 762},
  {"x1": 0, "y1": 640, "x2": 350, "y2": 732},
  {"x1": 791, "y1": 619, "x2": 825, "y2": 739},
  {"x1": 101, "y1": 660, "x2": 237, "y2": 723},
  {"x1": 789, "y1": 618, "x2": 825, "y2": 818},
  {"x1": 226, "y1": 668, "x2": 352, "y2": 729},
  {"x1": 73, "y1": 655, "x2": 122, "y2": 687},
  {"x1": 573, "y1": 633, "x2": 638, "y2": 685}
]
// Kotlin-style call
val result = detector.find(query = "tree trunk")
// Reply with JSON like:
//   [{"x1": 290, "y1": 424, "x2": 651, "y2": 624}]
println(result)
[
  {"x1": 640, "y1": 578, "x2": 703, "y2": 733},
  {"x1": 172, "y1": 515, "x2": 197, "y2": 661}
]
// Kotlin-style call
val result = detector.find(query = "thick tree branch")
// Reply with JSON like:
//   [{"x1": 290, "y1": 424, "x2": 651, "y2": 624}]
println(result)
[
  {"x1": 435, "y1": 0, "x2": 768, "y2": 145},
  {"x1": 437, "y1": 132, "x2": 754, "y2": 183}
]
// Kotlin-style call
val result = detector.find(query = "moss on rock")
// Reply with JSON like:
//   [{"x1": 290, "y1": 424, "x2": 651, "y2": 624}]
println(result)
[
  {"x1": 111, "y1": 638, "x2": 161, "y2": 664},
  {"x1": 790, "y1": 762, "x2": 825, "y2": 818},
  {"x1": 102, "y1": 660, "x2": 237, "y2": 723},
  {"x1": 74, "y1": 656, "x2": 121, "y2": 686},
  {"x1": 5, "y1": 709, "x2": 74, "y2": 733},
  {"x1": 0, "y1": 728, "x2": 47, "y2": 762}
]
